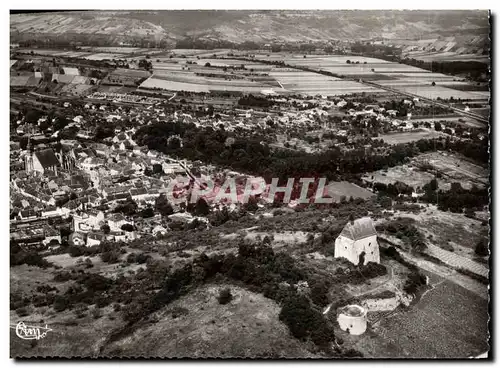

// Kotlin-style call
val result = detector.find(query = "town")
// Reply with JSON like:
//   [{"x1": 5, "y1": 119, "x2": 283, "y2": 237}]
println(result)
[{"x1": 9, "y1": 10, "x2": 490, "y2": 360}]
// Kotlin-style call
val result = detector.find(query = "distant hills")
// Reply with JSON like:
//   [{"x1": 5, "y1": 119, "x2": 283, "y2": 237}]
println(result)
[{"x1": 10, "y1": 10, "x2": 490, "y2": 48}]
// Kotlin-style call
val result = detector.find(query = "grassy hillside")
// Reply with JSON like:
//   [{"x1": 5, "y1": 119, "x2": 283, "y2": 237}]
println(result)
[{"x1": 10, "y1": 10, "x2": 490, "y2": 45}]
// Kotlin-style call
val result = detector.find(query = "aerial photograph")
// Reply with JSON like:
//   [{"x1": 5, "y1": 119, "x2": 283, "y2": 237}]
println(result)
[{"x1": 9, "y1": 9, "x2": 490, "y2": 359}]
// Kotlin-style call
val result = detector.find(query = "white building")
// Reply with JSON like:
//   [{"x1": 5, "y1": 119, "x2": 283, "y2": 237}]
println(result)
[
  {"x1": 337, "y1": 305, "x2": 367, "y2": 335},
  {"x1": 334, "y1": 217, "x2": 380, "y2": 265}
]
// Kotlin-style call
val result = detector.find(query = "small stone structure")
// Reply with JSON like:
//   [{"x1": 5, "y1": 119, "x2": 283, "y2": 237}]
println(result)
[{"x1": 337, "y1": 304, "x2": 367, "y2": 335}]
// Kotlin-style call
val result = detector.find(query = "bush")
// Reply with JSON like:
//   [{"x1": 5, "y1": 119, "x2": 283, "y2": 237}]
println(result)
[
  {"x1": 475, "y1": 238, "x2": 489, "y2": 257},
  {"x1": 16, "y1": 307, "x2": 29, "y2": 317},
  {"x1": 171, "y1": 306, "x2": 189, "y2": 318},
  {"x1": 101, "y1": 250, "x2": 121, "y2": 264},
  {"x1": 10, "y1": 245, "x2": 52, "y2": 268},
  {"x1": 53, "y1": 295, "x2": 70, "y2": 312},
  {"x1": 91, "y1": 306, "x2": 102, "y2": 319},
  {"x1": 54, "y1": 271, "x2": 73, "y2": 282},
  {"x1": 68, "y1": 245, "x2": 85, "y2": 257},
  {"x1": 218, "y1": 288, "x2": 233, "y2": 305},
  {"x1": 121, "y1": 223, "x2": 135, "y2": 232},
  {"x1": 126, "y1": 253, "x2": 137, "y2": 264},
  {"x1": 279, "y1": 294, "x2": 335, "y2": 347},
  {"x1": 403, "y1": 272, "x2": 427, "y2": 294}
]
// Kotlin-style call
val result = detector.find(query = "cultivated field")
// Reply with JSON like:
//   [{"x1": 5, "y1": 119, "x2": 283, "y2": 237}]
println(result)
[
  {"x1": 413, "y1": 151, "x2": 489, "y2": 189},
  {"x1": 326, "y1": 181, "x2": 375, "y2": 201},
  {"x1": 364, "y1": 151, "x2": 489, "y2": 191},
  {"x1": 378, "y1": 129, "x2": 444, "y2": 145},
  {"x1": 362, "y1": 165, "x2": 444, "y2": 190},
  {"x1": 246, "y1": 53, "x2": 489, "y2": 101},
  {"x1": 344, "y1": 278, "x2": 489, "y2": 358}
]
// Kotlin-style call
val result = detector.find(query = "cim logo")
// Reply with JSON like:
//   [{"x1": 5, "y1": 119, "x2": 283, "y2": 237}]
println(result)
[{"x1": 15, "y1": 322, "x2": 52, "y2": 341}]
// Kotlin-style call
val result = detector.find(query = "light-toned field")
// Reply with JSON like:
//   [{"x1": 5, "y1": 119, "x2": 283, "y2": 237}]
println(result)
[
  {"x1": 51, "y1": 74, "x2": 75, "y2": 84},
  {"x1": 270, "y1": 70, "x2": 384, "y2": 96},
  {"x1": 326, "y1": 181, "x2": 375, "y2": 201},
  {"x1": 378, "y1": 129, "x2": 444, "y2": 145},
  {"x1": 363, "y1": 150, "x2": 488, "y2": 192},
  {"x1": 413, "y1": 151, "x2": 489, "y2": 189},
  {"x1": 62, "y1": 67, "x2": 80, "y2": 76},
  {"x1": 362, "y1": 164, "x2": 444, "y2": 190},
  {"x1": 10, "y1": 76, "x2": 31, "y2": 87},
  {"x1": 109, "y1": 68, "x2": 151, "y2": 78},
  {"x1": 60, "y1": 84, "x2": 93, "y2": 96},
  {"x1": 407, "y1": 51, "x2": 489, "y2": 63},
  {"x1": 141, "y1": 69, "x2": 276, "y2": 93},
  {"x1": 83, "y1": 53, "x2": 127, "y2": 61},
  {"x1": 140, "y1": 77, "x2": 210, "y2": 93},
  {"x1": 102, "y1": 284, "x2": 319, "y2": 358},
  {"x1": 403, "y1": 205, "x2": 489, "y2": 254},
  {"x1": 389, "y1": 85, "x2": 489, "y2": 100},
  {"x1": 245, "y1": 53, "x2": 489, "y2": 100}
]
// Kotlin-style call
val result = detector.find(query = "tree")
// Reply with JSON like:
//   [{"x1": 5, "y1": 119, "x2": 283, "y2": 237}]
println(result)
[
  {"x1": 152, "y1": 163, "x2": 164, "y2": 175},
  {"x1": 25, "y1": 109, "x2": 41, "y2": 124},
  {"x1": 194, "y1": 198, "x2": 210, "y2": 216},
  {"x1": 121, "y1": 223, "x2": 135, "y2": 232},
  {"x1": 205, "y1": 62, "x2": 211, "y2": 67},
  {"x1": 434, "y1": 122, "x2": 442, "y2": 131},
  {"x1": 218, "y1": 288, "x2": 233, "y2": 305},
  {"x1": 101, "y1": 224, "x2": 110, "y2": 234},
  {"x1": 138, "y1": 207, "x2": 155, "y2": 218},
  {"x1": 155, "y1": 194, "x2": 174, "y2": 216},
  {"x1": 346, "y1": 60, "x2": 351, "y2": 64},
  {"x1": 244, "y1": 195, "x2": 259, "y2": 212},
  {"x1": 475, "y1": 238, "x2": 489, "y2": 257},
  {"x1": 431, "y1": 81, "x2": 436, "y2": 86}
]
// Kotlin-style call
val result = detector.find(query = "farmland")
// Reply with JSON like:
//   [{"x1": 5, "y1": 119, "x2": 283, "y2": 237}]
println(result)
[
  {"x1": 362, "y1": 165, "x2": 445, "y2": 191},
  {"x1": 412, "y1": 151, "x2": 489, "y2": 189},
  {"x1": 363, "y1": 151, "x2": 489, "y2": 191},
  {"x1": 378, "y1": 129, "x2": 445, "y2": 145},
  {"x1": 343, "y1": 278, "x2": 489, "y2": 358},
  {"x1": 10, "y1": 47, "x2": 490, "y2": 105}
]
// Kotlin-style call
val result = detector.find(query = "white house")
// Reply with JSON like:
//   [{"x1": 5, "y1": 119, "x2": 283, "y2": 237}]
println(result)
[
  {"x1": 334, "y1": 217, "x2": 380, "y2": 265},
  {"x1": 87, "y1": 232, "x2": 105, "y2": 247}
]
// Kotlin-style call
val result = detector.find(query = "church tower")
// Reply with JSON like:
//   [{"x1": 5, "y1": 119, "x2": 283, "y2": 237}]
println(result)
[{"x1": 25, "y1": 128, "x2": 34, "y2": 174}]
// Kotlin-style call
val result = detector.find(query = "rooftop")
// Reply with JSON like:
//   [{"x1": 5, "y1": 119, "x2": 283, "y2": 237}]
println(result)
[{"x1": 340, "y1": 216, "x2": 377, "y2": 241}]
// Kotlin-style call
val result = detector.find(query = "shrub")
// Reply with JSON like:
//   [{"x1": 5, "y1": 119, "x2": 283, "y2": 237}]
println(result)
[
  {"x1": 101, "y1": 250, "x2": 121, "y2": 264},
  {"x1": 403, "y1": 272, "x2": 427, "y2": 294},
  {"x1": 218, "y1": 288, "x2": 233, "y2": 305},
  {"x1": 121, "y1": 223, "x2": 135, "y2": 232},
  {"x1": 171, "y1": 306, "x2": 189, "y2": 318},
  {"x1": 10, "y1": 247, "x2": 52, "y2": 268},
  {"x1": 16, "y1": 307, "x2": 29, "y2": 317},
  {"x1": 279, "y1": 294, "x2": 335, "y2": 347},
  {"x1": 475, "y1": 238, "x2": 489, "y2": 257},
  {"x1": 136, "y1": 253, "x2": 151, "y2": 264},
  {"x1": 68, "y1": 245, "x2": 85, "y2": 257},
  {"x1": 54, "y1": 271, "x2": 73, "y2": 282},
  {"x1": 91, "y1": 306, "x2": 102, "y2": 319},
  {"x1": 126, "y1": 253, "x2": 137, "y2": 264},
  {"x1": 53, "y1": 295, "x2": 70, "y2": 312}
]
